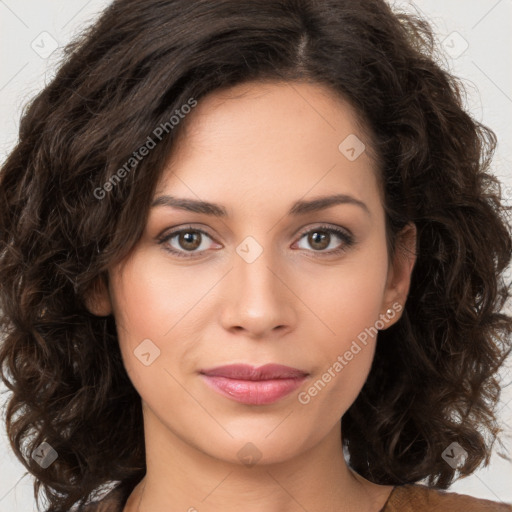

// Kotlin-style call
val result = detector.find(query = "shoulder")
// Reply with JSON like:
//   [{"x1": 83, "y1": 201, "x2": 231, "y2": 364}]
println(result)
[{"x1": 383, "y1": 483, "x2": 512, "y2": 511}]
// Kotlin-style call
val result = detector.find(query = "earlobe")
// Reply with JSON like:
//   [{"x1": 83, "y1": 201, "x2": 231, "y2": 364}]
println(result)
[{"x1": 84, "y1": 273, "x2": 113, "y2": 317}]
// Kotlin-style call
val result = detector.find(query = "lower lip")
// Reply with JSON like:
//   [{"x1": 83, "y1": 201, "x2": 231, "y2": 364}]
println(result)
[{"x1": 200, "y1": 375, "x2": 307, "y2": 405}]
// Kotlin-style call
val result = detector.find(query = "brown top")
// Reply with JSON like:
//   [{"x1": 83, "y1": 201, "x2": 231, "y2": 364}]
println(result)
[
  {"x1": 381, "y1": 484, "x2": 512, "y2": 511},
  {"x1": 79, "y1": 482, "x2": 512, "y2": 512}
]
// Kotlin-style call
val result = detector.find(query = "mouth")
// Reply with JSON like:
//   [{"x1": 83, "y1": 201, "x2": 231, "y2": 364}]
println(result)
[{"x1": 199, "y1": 363, "x2": 309, "y2": 405}]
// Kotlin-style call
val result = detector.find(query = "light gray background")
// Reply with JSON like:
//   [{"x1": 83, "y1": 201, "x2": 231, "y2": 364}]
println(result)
[{"x1": 1, "y1": 0, "x2": 511, "y2": 510}]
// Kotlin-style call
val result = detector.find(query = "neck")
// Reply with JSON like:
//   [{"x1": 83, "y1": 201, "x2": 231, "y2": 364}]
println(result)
[{"x1": 123, "y1": 405, "x2": 393, "y2": 512}]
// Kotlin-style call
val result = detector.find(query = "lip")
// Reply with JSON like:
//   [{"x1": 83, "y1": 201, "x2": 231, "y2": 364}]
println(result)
[{"x1": 199, "y1": 364, "x2": 309, "y2": 405}]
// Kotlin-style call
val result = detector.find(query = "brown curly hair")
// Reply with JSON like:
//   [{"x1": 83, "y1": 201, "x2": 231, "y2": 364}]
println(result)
[{"x1": 1, "y1": 0, "x2": 511, "y2": 510}]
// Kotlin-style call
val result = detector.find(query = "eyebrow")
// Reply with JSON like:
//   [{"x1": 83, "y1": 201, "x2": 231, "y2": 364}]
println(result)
[{"x1": 151, "y1": 193, "x2": 370, "y2": 217}]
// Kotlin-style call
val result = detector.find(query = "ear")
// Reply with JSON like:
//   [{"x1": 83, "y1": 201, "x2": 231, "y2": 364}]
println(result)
[
  {"x1": 84, "y1": 273, "x2": 113, "y2": 317},
  {"x1": 380, "y1": 222, "x2": 417, "y2": 328}
]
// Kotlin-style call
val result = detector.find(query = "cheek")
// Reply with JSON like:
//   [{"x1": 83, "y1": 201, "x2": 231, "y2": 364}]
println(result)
[
  {"x1": 297, "y1": 241, "x2": 388, "y2": 410},
  {"x1": 309, "y1": 243, "x2": 389, "y2": 346},
  {"x1": 298, "y1": 294, "x2": 382, "y2": 425},
  {"x1": 108, "y1": 253, "x2": 179, "y2": 379},
  {"x1": 109, "y1": 250, "x2": 216, "y2": 403},
  {"x1": 110, "y1": 249, "x2": 203, "y2": 342}
]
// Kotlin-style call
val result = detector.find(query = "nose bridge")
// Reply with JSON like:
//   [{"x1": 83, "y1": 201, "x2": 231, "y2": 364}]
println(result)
[
  {"x1": 237, "y1": 235, "x2": 278, "y2": 291},
  {"x1": 220, "y1": 232, "x2": 295, "y2": 335}
]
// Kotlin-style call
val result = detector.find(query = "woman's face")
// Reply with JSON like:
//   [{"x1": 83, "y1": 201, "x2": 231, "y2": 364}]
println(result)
[{"x1": 93, "y1": 81, "x2": 415, "y2": 466}]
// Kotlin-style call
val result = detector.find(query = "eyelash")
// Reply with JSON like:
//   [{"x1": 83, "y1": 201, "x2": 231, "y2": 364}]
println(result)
[{"x1": 157, "y1": 224, "x2": 355, "y2": 259}]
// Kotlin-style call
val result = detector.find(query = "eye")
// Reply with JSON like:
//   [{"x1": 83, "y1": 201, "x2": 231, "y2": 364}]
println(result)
[
  {"x1": 158, "y1": 224, "x2": 354, "y2": 259},
  {"x1": 158, "y1": 226, "x2": 219, "y2": 258},
  {"x1": 294, "y1": 225, "x2": 354, "y2": 256}
]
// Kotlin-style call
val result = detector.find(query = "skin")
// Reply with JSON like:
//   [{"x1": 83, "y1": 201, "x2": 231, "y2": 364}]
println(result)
[{"x1": 86, "y1": 80, "x2": 417, "y2": 512}]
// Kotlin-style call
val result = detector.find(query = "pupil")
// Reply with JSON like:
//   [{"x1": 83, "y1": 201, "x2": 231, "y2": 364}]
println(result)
[
  {"x1": 311, "y1": 231, "x2": 328, "y2": 249},
  {"x1": 182, "y1": 232, "x2": 200, "y2": 249}
]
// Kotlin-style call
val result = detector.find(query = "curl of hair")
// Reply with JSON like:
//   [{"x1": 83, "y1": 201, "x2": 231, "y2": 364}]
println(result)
[{"x1": 1, "y1": 0, "x2": 511, "y2": 510}]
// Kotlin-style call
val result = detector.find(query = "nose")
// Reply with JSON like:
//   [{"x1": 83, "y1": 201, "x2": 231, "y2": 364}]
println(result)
[{"x1": 219, "y1": 244, "x2": 297, "y2": 339}]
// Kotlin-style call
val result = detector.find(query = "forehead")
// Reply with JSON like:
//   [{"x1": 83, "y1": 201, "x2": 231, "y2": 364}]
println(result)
[{"x1": 155, "y1": 81, "x2": 381, "y2": 217}]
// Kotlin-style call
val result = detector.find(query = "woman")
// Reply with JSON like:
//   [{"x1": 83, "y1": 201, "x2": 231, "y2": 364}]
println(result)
[{"x1": 1, "y1": 0, "x2": 511, "y2": 511}]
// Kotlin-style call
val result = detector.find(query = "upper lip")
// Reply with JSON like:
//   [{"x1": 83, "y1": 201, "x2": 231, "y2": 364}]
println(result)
[{"x1": 199, "y1": 363, "x2": 308, "y2": 380}]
